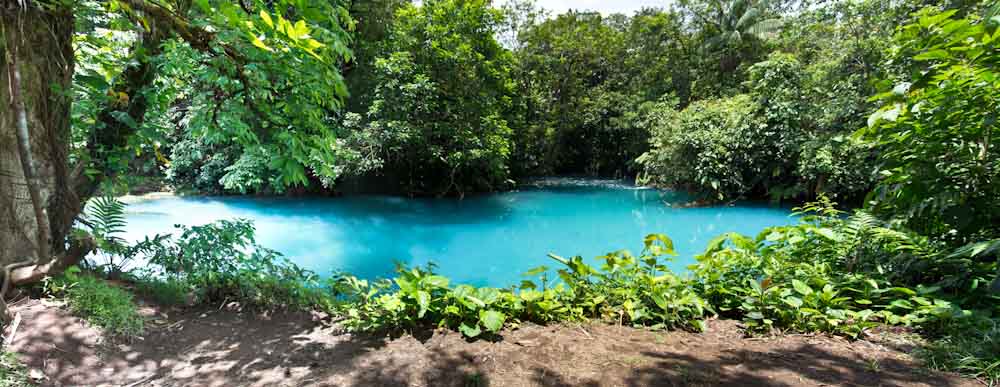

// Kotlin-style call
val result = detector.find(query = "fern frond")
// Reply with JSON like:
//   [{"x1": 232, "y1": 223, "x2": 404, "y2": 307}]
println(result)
[{"x1": 87, "y1": 195, "x2": 127, "y2": 240}]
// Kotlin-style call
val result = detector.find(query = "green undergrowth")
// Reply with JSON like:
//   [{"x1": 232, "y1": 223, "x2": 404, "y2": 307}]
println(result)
[
  {"x1": 0, "y1": 351, "x2": 31, "y2": 387},
  {"x1": 330, "y1": 234, "x2": 706, "y2": 337},
  {"x1": 131, "y1": 219, "x2": 330, "y2": 310},
  {"x1": 43, "y1": 267, "x2": 145, "y2": 338},
  {"x1": 76, "y1": 197, "x2": 997, "y2": 383},
  {"x1": 326, "y1": 198, "x2": 998, "y2": 384},
  {"x1": 919, "y1": 319, "x2": 1000, "y2": 384}
]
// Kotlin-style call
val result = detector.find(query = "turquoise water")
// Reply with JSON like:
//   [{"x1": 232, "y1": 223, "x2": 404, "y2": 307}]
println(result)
[{"x1": 122, "y1": 180, "x2": 795, "y2": 287}]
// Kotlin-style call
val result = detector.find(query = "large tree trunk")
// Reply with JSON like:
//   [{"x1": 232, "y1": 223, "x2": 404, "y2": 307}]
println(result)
[
  {"x1": 2, "y1": 1, "x2": 197, "y2": 291},
  {"x1": 1, "y1": 4, "x2": 83, "y2": 284}
]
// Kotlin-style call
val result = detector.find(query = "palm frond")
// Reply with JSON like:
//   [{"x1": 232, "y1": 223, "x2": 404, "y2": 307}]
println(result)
[{"x1": 747, "y1": 18, "x2": 783, "y2": 40}]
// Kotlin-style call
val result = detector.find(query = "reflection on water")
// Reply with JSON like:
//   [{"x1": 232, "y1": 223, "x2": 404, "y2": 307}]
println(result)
[{"x1": 122, "y1": 180, "x2": 795, "y2": 287}]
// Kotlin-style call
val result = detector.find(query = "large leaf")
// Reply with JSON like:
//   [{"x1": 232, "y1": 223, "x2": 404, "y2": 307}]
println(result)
[
  {"x1": 479, "y1": 310, "x2": 506, "y2": 333},
  {"x1": 459, "y1": 322, "x2": 481, "y2": 337},
  {"x1": 792, "y1": 280, "x2": 813, "y2": 296}
]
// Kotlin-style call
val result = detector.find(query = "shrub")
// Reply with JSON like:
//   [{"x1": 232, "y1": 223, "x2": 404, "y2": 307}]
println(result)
[
  {"x1": 44, "y1": 267, "x2": 145, "y2": 338},
  {"x1": 796, "y1": 135, "x2": 876, "y2": 202},
  {"x1": 141, "y1": 219, "x2": 328, "y2": 310},
  {"x1": 331, "y1": 234, "x2": 706, "y2": 337},
  {"x1": 132, "y1": 276, "x2": 190, "y2": 306},
  {"x1": 551, "y1": 234, "x2": 708, "y2": 331},
  {"x1": 82, "y1": 196, "x2": 168, "y2": 279},
  {"x1": 637, "y1": 95, "x2": 758, "y2": 201},
  {"x1": 691, "y1": 199, "x2": 977, "y2": 337},
  {"x1": 861, "y1": 8, "x2": 1000, "y2": 242}
]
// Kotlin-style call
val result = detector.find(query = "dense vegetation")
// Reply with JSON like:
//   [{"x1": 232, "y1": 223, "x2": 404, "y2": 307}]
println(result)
[
  {"x1": 1, "y1": 0, "x2": 999, "y2": 385},
  {"x1": 144, "y1": 0, "x2": 911, "y2": 200}
]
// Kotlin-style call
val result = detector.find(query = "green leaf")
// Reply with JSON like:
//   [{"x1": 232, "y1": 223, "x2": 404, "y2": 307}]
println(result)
[
  {"x1": 792, "y1": 280, "x2": 813, "y2": 296},
  {"x1": 651, "y1": 291, "x2": 669, "y2": 310},
  {"x1": 644, "y1": 234, "x2": 677, "y2": 256},
  {"x1": 249, "y1": 34, "x2": 271, "y2": 51},
  {"x1": 888, "y1": 287, "x2": 916, "y2": 296},
  {"x1": 260, "y1": 11, "x2": 274, "y2": 29},
  {"x1": 479, "y1": 310, "x2": 506, "y2": 333},
  {"x1": 415, "y1": 290, "x2": 431, "y2": 318},
  {"x1": 459, "y1": 322, "x2": 481, "y2": 337},
  {"x1": 783, "y1": 296, "x2": 803, "y2": 308},
  {"x1": 913, "y1": 49, "x2": 949, "y2": 61},
  {"x1": 890, "y1": 299, "x2": 914, "y2": 310},
  {"x1": 424, "y1": 275, "x2": 450, "y2": 289},
  {"x1": 523, "y1": 266, "x2": 549, "y2": 276},
  {"x1": 294, "y1": 20, "x2": 310, "y2": 38},
  {"x1": 519, "y1": 289, "x2": 542, "y2": 302},
  {"x1": 193, "y1": 0, "x2": 210, "y2": 12}
]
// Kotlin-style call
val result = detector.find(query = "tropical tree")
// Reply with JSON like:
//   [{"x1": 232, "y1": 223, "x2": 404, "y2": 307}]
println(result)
[
  {"x1": 679, "y1": 0, "x2": 784, "y2": 93},
  {"x1": 0, "y1": 0, "x2": 351, "y2": 313},
  {"x1": 862, "y1": 8, "x2": 1000, "y2": 243},
  {"x1": 348, "y1": 0, "x2": 516, "y2": 196}
]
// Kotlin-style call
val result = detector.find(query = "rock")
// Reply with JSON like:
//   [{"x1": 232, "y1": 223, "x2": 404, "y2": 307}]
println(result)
[{"x1": 28, "y1": 368, "x2": 46, "y2": 381}]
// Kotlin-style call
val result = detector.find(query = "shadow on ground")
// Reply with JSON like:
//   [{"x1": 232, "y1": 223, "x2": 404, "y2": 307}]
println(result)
[{"x1": 9, "y1": 299, "x2": 974, "y2": 387}]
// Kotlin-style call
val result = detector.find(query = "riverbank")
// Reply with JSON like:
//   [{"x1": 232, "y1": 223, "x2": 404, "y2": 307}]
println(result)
[{"x1": 7, "y1": 296, "x2": 975, "y2": 387}]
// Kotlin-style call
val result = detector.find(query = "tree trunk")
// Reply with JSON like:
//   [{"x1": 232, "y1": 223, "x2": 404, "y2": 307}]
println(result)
[{"x1": 1, "y1": 4, "x2": 82, "y2": 282}]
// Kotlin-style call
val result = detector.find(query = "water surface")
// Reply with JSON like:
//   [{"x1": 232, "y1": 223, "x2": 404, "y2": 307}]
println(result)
[{"x1": 123, "y1": 180, "x2": 795, "y2": 287}]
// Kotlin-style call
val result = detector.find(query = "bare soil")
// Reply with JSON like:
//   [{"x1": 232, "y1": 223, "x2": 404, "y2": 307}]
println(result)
[{"x1": 7, "y1": 297, "x2": 978, "y2": 387}]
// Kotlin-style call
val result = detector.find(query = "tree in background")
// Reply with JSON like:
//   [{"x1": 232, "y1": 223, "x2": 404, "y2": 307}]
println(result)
[
  {"x1": 346, "y1": 0, "x2": 516, "y2": 196},
  {"x1": 510, "y1": 7, "x2": 689, "y2": 177},
  {"x1": 680, "y1": 0, "x2": 785, "y2": 95}
]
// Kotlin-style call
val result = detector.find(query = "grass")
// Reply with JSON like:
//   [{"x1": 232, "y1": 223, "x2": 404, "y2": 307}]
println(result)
[
  {"x1": 45, "y1": 268, "x2": 145, "y2": 338},
  {"x1": 0, "y1": 351, "x2": 32, "y2": 387},
  {"x1": 919, "y1": 321, "x2": 1000, "y2": 385}
]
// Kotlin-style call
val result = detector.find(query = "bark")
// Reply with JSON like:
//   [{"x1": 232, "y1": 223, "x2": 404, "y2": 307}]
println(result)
[
  {"x1": 1, "y1": 4, "x2": 76, "y2": 274},
  {"x1": 6, "y1": 33, "x2": 51, "y2": 261}
]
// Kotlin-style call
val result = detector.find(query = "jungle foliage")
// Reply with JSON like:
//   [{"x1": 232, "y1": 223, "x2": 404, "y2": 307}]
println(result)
[{"x1": 7, "y1": 0, "x2": 1000, "y2": 383}]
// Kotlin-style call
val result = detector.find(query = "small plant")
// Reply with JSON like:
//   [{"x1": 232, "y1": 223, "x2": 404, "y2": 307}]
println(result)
[
  {"x1": 331, "y1": 264, "x2": 518, "y2": 338},
  {"x1": 44, "y1": 266, "x2": 144, "y2": 338},
  {"x1": 132, "y1": 276, "x2": 191, "y2": 306},
  {"x1": 552, "y1": 234, "x2": 707, "y2": 331},
  {"x1": 0, "y1": 351, "x2": 32, "y2": 387},
  {"x1": 82, "y1": 195, "x2": 169, "y2": 279}
]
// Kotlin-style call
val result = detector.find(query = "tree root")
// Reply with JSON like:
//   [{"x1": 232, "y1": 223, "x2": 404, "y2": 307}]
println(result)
[
  {"x1": 0, "y1": 235, "x2": 93, "y2": 324},
  {"x1": 1, "y1": 258, "x2": 36, "y2": 325}
]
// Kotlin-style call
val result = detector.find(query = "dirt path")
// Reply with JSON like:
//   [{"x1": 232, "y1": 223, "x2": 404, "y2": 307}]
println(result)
[{"x1": 7, "y1": 297, "x2": 977, "y2": 387}]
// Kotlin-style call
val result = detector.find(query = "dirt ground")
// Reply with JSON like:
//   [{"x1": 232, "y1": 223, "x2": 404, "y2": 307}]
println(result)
[{"x1": 6, "y1": 296, "x2": 979, "y2": 387}]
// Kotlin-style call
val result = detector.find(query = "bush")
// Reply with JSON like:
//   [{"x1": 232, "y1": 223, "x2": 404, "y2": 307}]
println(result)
[
  {"x1": 638, "y1": 52, "x2": 878, "y2": 203},
  {"x1": 140, "y1": 219, "x2": 329, "y2": 310},
  {"x1": 861, "y1": 8, "x2": 1000, "y2": 242},
  {"x1": 331, "y1": 234, "x2": 706, "y2": 337},
  {"x1": 44, "y1": 267, "x2": 145, "y2": 338},
  {"x1": 795, "y1": 135, "x2": 876, "y2": 201},
  {"x1": 691, "y1": 198, "x2": 987, "y2": 337},
  {"x1": 637, "y1": 95, "x2": 759, "y2": 201}
]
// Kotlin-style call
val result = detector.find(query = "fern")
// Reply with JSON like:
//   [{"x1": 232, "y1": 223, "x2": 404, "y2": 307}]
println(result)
[
  {"x1": 87, "y1": 196, "x2": 127, "y2": 242},
  {"x1": 84, "y1": 196, "x2": 130, "y2": 277}
]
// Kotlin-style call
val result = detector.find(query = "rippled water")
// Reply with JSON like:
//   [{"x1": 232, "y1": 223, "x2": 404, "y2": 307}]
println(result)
[{"x1": 122, "y1": 180, "x2": 795, "y2": 287}]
